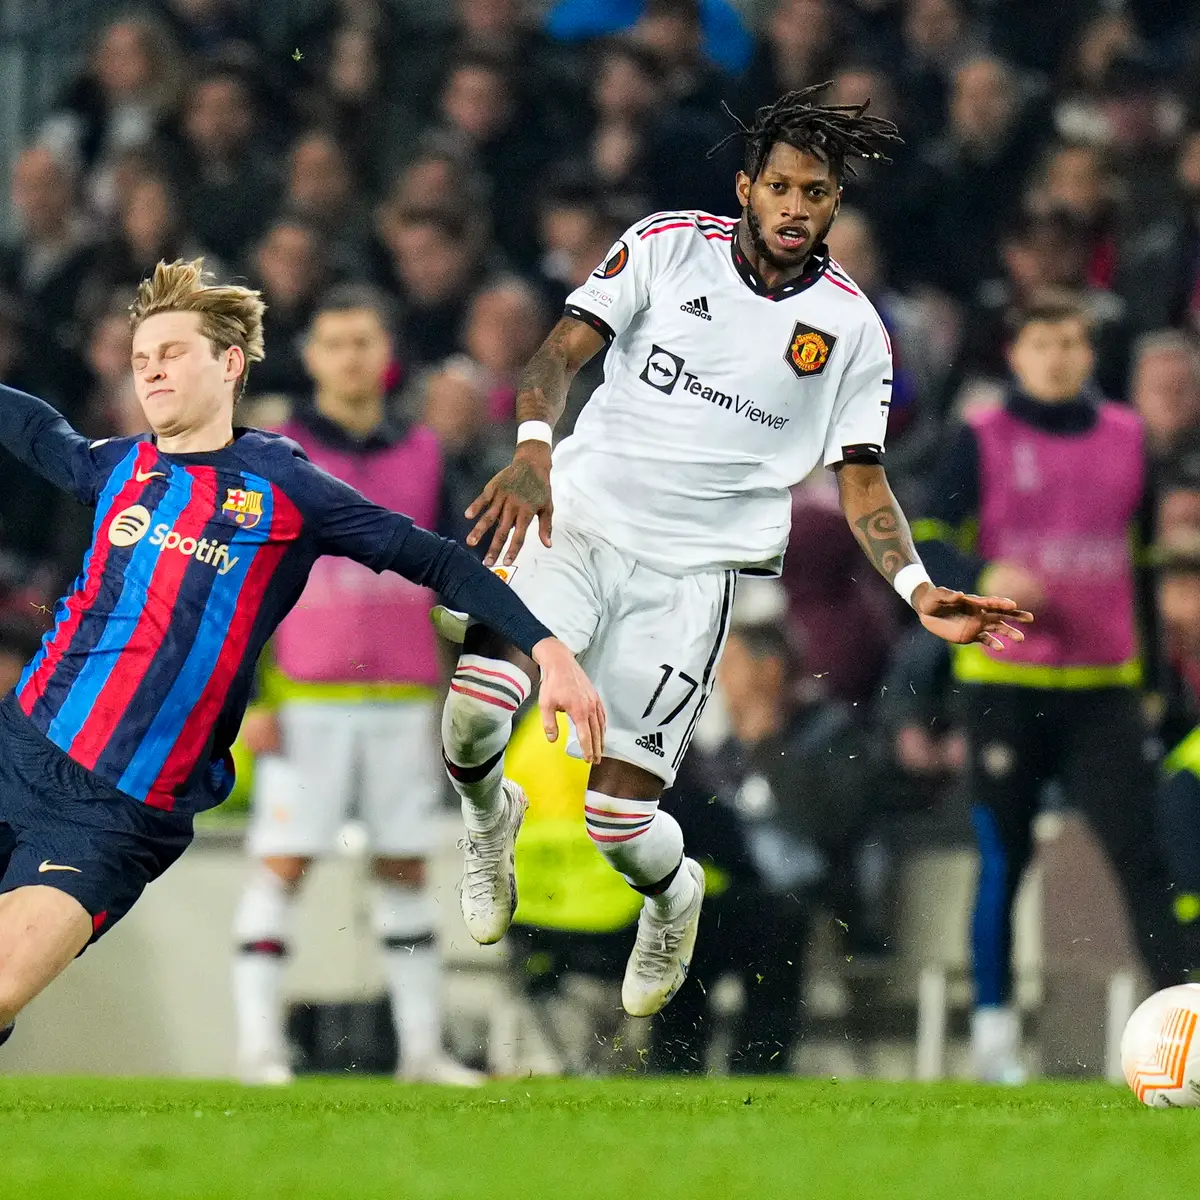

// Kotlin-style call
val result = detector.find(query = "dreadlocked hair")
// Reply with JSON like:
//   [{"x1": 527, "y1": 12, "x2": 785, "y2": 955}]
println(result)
[{"x1": 710, "y1": 82, "x2": 903, "y2": 181}]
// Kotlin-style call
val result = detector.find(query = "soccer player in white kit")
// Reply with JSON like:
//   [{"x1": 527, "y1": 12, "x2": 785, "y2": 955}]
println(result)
[{"x1": 437, "y1": 87, "x2": 1033, "y2": 1017}]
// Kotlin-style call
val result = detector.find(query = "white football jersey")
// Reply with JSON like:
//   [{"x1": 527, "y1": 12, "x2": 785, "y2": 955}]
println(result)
[{"x1": 554, "y1": 209, "x2": 893, "y2": 576}]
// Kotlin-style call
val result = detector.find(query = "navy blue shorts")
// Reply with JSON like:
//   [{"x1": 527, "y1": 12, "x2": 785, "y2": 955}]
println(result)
[{"x1": 0, "y1": 696, "x2": 194, "y2": 947}]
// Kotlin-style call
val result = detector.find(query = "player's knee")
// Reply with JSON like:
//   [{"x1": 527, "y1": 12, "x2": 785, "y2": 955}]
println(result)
[
  {"x1": 441, "y1": 687, "x2": 495, "y2": 759},
  {"x1": 261, "y1": 856, "x2": 308, "y2": 889},
  {"x1": 373, "y1": 857, "x2": 426, "y2": 888},
  {"x1": 235, "y1": 863, "x2": 297, "y2": 947},
  {"x1": 589, "y1": 758, "x2": 664, "y2": 801},
  {"x1": 0, "y1": 972, "x2": 32, "y2": 1028},
  {"x1": 441, "y1": 655, "x2": 532, "y2": 766},
  {"x1": 0, "y1": 993, "x2": 19, "y2": 1029}
]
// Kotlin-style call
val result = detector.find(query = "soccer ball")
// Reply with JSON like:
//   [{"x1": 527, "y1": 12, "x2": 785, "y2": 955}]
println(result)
[{"x1": 1121, "y1": 983, "x2": 1200, "y2": 1106}]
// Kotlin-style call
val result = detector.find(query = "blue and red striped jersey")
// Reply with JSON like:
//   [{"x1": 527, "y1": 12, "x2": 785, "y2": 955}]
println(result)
[
  {"x1": 11, "y1": 409, "x2": 420, "y2": 814},
  {"x1": 0, "y1": 387, "x2": 551, "y2": 814}
]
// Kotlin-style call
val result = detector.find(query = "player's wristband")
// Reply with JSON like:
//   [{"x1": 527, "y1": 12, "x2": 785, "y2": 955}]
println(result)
[
  {"x1": 517, "y1": 420, "x2": 553, "y2": 446},
  {"x1": 893, "y1": 563, "x2": 933, "y2": 608}
]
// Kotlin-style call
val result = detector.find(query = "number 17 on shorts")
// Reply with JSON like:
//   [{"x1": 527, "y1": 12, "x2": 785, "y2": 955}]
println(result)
[{"x1": 567, "y1": 567, "x2": 736, "y2": 786}]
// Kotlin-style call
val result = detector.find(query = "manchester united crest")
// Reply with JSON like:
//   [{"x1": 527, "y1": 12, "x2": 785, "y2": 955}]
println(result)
[
  {"x1": 785, "y1": 322, "x2": 837, "y2": 379},
  {"x1": 221, "y1": 487, "x2": 264, "y2": 528}
]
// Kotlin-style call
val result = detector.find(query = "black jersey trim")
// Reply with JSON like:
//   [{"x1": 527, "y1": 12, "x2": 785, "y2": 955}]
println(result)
[
  {"x1": 835, "y1": 443, "x2": 885, "y2": 465},
  {"x1": 672, "y1": 571, "x2": 735, "y2": 769},
  {"x1": 730, "y1": 238, "x2": 831, "y2": 301},
  {"x1": 564, "y1": 305, "x2": 615, "y2": 344}
]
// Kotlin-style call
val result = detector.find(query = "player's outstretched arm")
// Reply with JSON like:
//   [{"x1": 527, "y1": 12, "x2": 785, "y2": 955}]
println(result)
[
  {"x1": 384, "y1": 521, "x2": 606, "y2": 761},
  {"x1": 465, "y1": 315, "x2": 606, "y2": 567},
  {"x1": 304, "y1": 452, "x2": 609, "y2": 754},
  {"x1": 0, "y1": 384, "x2": 100, "y2": 502},
  {"x1": 834, "y1": 461, "x2": 1034, "y2": 650}
]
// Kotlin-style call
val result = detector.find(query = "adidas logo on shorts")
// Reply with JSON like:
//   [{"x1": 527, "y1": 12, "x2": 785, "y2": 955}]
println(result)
[
  {"x1": 635, "y1": 731, "x2": 666, "y2": 757},
  {"x1": 679, "y1": 296, "x2": 711, "y2": 320}
]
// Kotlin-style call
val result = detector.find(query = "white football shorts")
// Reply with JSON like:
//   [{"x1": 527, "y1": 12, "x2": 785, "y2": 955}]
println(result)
[
  {"x1": 246, "y1": 698, "x2": 441, "y2": 858},
  {"x1": 505, "y1": 521, "x2": 736, "y2": 786}
]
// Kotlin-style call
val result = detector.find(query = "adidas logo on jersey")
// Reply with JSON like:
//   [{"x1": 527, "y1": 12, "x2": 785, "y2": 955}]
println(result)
[
  {"x1": 635, "y1": 731, "x2": 665, "y2": 757},
  {"x1": 680, "y1": 296, "x2": 712, "y2": 320}
]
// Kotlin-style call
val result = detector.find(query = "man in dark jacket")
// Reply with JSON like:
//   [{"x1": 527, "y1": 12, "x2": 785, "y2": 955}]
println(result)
[{"x1": 650, "y1": 618, "x2": 880, "y2": 1073}]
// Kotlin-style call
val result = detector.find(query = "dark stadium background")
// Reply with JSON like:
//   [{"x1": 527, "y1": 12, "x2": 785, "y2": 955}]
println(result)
[{"x1": 0, "y1": 0, "x2": 1197, "y2": 1085}]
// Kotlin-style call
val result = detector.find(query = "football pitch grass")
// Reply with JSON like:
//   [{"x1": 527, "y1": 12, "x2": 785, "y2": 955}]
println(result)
[{"x1": 0, "y1": 1076, "x2": 1197, "y2": 1199}]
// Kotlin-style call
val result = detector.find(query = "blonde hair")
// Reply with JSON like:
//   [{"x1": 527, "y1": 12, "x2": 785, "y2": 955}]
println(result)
[{"x1": 130, "y1": 258, "x2": 266, "y2": 401}]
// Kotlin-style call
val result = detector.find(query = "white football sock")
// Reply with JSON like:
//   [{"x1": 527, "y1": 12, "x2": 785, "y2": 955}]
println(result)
[
  {"x1": 373, "y1": 881, "x2": 442, "y2": 1067},
  {"x1": 232, "y1": 866, "x2": 295, "y2": 1065},
  {"x1": 647, "y1": 861, "x2": 700, "y2": 921},
  {"x1": 442, "y1": 655, "x2": 531, "y2": 835},
  {"x1": 584, "y1": 791, "x2": 696, "y2": 917}
]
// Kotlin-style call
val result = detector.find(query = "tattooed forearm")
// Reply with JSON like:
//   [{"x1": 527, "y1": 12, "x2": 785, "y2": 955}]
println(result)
[
  {"x1": 851, "y1": 504, "x2": 919, "y2": 584},
  {"x1": 837, "y1": 463, "x2": 921, "y2": 586},
  {"x1": 514, "y1": 315, "x2": 608, "y2": 431},
  {"x1": 516, "y1": 325, "x2": 573, "y2": 427}
]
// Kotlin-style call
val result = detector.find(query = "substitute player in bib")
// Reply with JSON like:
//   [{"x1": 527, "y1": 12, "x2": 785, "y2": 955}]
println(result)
[
  {"x1": 233, "y1": 286, "x2": 480, "y2": 1086},
  {"x1": 437, "y1": 87, "x2": 1033, "y2": 1018},
  {"x1": 0, "y1": 259, "x2": 603, "y2": 1052}
]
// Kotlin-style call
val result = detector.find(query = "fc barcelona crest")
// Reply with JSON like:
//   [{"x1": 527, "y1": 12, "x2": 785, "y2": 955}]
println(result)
[
  {"x1": 222, "y1": 487, "x2": 264, "y2": 528},
  {"x1": 785, "y1": 322, "x2": 837, "y2": 379}
]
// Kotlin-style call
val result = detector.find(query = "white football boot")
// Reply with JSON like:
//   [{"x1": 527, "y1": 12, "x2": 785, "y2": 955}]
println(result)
[
  {"x1": 431, "y1": 546, "x2": 516, "y2": 645},
  {"x1": 459, "y1": 779, "x2": 529, "y2": 945},
  {"x1": 621, "y1": 858, "x2": 706, "y2": 1017},
  {"x1": 238, "y1": 1054, "x2": 294, "y2": 1086},
  {"x1": 399, "y1": 1055, "x2": 487, "y2": 1087},
  {"x1": 431, "y1": 604, "x2": 470, "y2": 644},
  {"x1": 971, "y1": 1006, "x2": 1028, "y2": 1084}
]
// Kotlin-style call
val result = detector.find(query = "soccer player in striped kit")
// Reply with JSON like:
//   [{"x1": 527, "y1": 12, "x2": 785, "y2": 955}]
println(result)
[{"x1": 0, "y1": 259, "x2": 603, "y2": 1052}]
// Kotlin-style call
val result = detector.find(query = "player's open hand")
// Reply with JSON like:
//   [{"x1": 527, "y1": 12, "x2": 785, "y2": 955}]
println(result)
[
  {"x1": 913, "y1": 584, "x2": 1034, "y2": 651},
  {"x1": 531, "y1": 637, "x2": 606, "y2": 764},
  {"x1": 465, "y1": 442, "x2": 553, "y2": 567}
]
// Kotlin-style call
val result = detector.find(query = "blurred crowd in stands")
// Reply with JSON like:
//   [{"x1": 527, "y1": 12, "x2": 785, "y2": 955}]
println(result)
[{"x1": 3, "y1": 0, "x2": 1200, "y2": 1073}]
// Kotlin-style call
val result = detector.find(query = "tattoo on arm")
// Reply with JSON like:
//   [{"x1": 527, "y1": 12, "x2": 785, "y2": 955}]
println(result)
[
  {"x1": 837, "y1": 466, "x2": 921, "y2": 586},
  {"x1": 516, "y1": 347, "x2": 568, "y2": 425},
  {"x1": 515, "y1": 320, "x2": 577, "y2": 428},
  {"x1": 851, "y1": 503, "x2": 919, "y2": 585}
]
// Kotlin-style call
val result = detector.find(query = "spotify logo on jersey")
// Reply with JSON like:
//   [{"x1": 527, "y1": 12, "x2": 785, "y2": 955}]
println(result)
[
  {"x1": 108, "y1": 504, "x2": 153, "y2": 547},
  {"x1": 106, "y1": 504, "x2": 241, "y2": 574}
]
